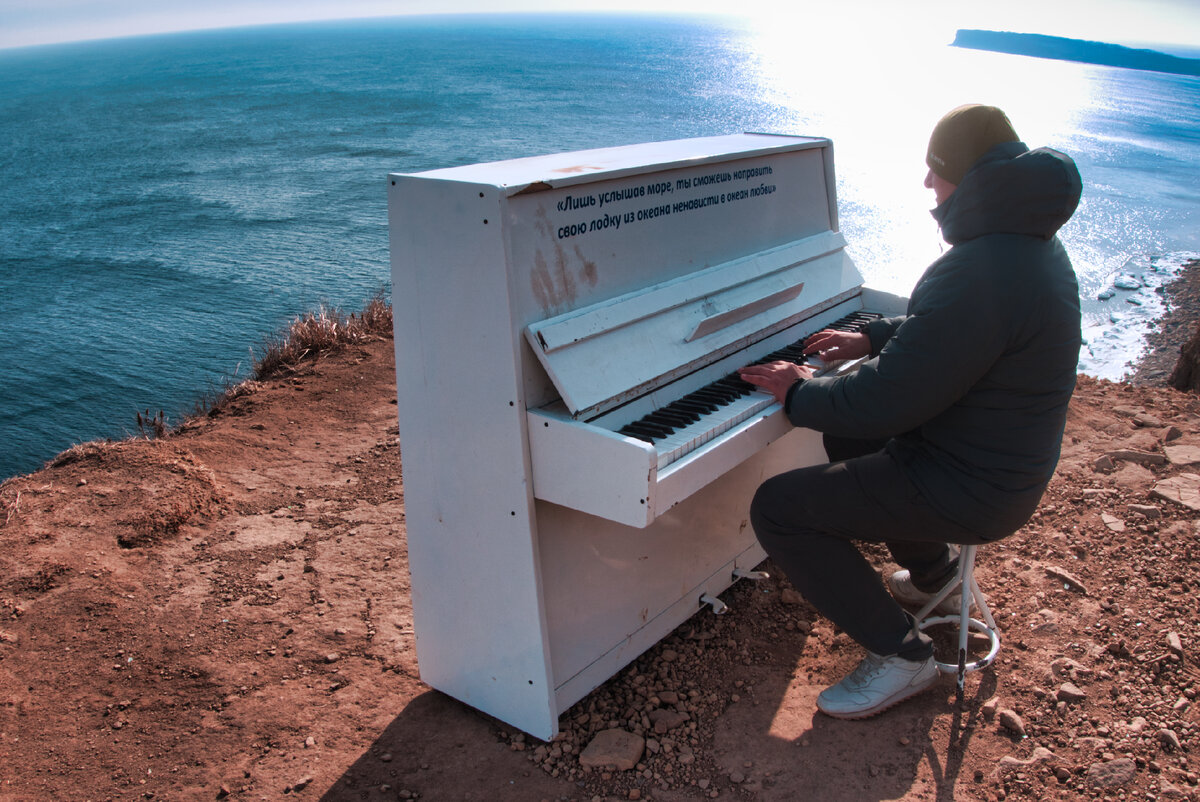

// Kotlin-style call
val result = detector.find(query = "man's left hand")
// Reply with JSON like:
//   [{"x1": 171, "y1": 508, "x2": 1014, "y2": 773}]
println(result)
[{"x1": 738, "y1": 361, "x2": 814, "y2": 405}]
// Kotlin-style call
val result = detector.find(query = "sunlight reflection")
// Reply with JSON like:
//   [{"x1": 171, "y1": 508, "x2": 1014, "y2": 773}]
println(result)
[{"x1": 735, "y1": 14, "x2": 1102, "y2": 294}]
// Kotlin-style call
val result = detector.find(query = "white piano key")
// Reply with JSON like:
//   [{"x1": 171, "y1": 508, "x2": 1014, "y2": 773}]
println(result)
[{"x1": 653, "y1": 390, "x2": 777, "y2": 469}]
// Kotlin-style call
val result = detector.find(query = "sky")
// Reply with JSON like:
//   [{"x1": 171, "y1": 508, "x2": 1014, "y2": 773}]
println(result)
[{"x1": 2, "y1": 0, "x2": 1200, "y2": 53}]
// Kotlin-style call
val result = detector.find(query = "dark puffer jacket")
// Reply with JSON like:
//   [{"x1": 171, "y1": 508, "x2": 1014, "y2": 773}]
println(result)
[{"x1": 787, "y1": 140, "x2": 1083, "y2": 537}]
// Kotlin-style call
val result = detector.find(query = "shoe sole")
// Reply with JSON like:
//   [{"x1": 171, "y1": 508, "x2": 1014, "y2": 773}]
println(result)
[{"x1": 817, "y1": 674, "x2": 939, "y2": 720}]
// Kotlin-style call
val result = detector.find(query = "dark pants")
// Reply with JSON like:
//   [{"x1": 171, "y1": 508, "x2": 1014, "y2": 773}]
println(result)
[{"x1": 750, "y1": 435, "x2": 992, "y2": 661}]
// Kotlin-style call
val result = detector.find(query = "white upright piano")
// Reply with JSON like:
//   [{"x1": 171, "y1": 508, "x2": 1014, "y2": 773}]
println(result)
[{"x1": 388, "y1": 133, "x2": 904, "y2": 740}]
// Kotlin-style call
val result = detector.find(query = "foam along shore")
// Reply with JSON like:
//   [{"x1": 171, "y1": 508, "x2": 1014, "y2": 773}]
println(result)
[{"x1": 1078, "y1": 252, "x2": 1200, "y2": 382}]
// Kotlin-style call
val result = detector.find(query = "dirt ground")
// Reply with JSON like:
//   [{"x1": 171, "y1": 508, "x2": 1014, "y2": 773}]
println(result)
[{"x1": 3, "y1": 271, "x2": 1200, "y2": 802}]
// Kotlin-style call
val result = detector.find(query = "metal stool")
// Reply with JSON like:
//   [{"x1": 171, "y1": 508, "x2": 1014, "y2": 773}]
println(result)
[{"x1": 913, "y1": 544, "x2": 1001, "y2": 694}]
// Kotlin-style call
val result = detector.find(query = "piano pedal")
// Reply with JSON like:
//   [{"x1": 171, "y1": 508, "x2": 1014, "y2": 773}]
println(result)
[
  {"x1": 699, "y1": 593, "x2": 729, "y2": 615},
  {"x1": 732, "y1": 568, "x2": 770, "y2": 581}
]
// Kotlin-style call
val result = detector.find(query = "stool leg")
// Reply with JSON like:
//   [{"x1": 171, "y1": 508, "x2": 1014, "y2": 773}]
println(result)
[{"x1": 955, "y1": 546, "x2": 975, "y2": 698}]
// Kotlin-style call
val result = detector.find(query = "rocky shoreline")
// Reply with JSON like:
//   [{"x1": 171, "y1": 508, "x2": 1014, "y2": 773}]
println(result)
[{"x1": 1128, "y1": 258, "x2": 1200, "y2": 387}]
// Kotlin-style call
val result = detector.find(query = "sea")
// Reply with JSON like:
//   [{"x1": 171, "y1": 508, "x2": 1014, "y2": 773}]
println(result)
[{"x1": 1, "y1": 13, "x2": 1198, "y2": 482}]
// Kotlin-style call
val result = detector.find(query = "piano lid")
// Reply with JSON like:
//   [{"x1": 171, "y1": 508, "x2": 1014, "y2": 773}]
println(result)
[{"x1": 524, "y1": 230, "x2": 865, "y2": 419}]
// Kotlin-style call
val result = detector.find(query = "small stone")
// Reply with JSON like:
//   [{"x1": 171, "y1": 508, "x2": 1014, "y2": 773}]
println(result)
[
  {"x1": 1043, "y1": 566, "x2": 1089, "y2": 594},
  {"x1": 324, "y1": 653, "x2": 340, "y2": 664},
  {"x1": 580, "y1": 729, "x2": 644, "y2": 771},
  {"x1": 1057, "y1": 682, "x2": 1087, "y2": 703},
  {"x1": 1160, "y1": 729, "x2": 1182, "y2": 751},
  {"x1": 1049, "y1": 657, "x2": 1094, "y2": 682},
  {"x1": 658, "y1": 691, "x2": 679, "y2": 705},
  {"x1": 1034, "y1": 608, "x2": 1060, "y2": 632},
  {"x1": 304, "y1": 736, "x2": 316, "y2": 748},
  {"x1": 648, "y1": 709, "x2": 689, "y2": 734},
  {"x1": 1086, "y1": 757, "x2": 1136, "y2": 788},
  {"x1": 997, "y1": 747, "x2": 1056, "y2": 773},
  {"x1": 291, "y1": 776, "x2": 314, "y2": 792},
  {"x1": 981, "y1": 697, "x2": 999, "y2": 721},
  {"x1": 780, "y1": 588, "x2": 805, "y2": 605},
  {"x1": 1160, "y1": 779, "x2": 1190, "y2": 799},
  {"x1": 1101, "y1": 513, "x2": 1126, "y2": 532},
  {"x1": 1127, "y1": 503, "x2": 1161, "y2": 519},
  {"x1": 1167, "y1": 631, "x2": 1184, "y2": 656},
  {"x1": 999, "y1": 709, "x2": 1026, "y2": 738},
  {"x1": 627, "y1": 790, "x2": 641, "y2": 801},
  {"x1": 729, "y1": 771, "x2": 745, "y2": 783},
  {"x1": 1164, "y1": 426, "x2": 1184, "y2": 442},
  {"x1": 1133, "y1": 412, "x2": 1164, "y2": 427},
  {"x1": 1093, "y1": 455, "x2": 1116, "y2": 472},
  {"x1": 380, "y1": 753, "x2": 393, "y2": 762},
  {"x1": 660, "y1": 649, "x2": 678, "y2": 663},
  {"x1": 1107, "y1": 449, "x2": 1167, "y2": 466}
]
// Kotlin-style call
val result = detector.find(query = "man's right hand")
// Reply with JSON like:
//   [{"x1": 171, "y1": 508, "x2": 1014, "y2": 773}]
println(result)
[{"x1": 803, "y1": 330, "x2": 871, "y2": 362}]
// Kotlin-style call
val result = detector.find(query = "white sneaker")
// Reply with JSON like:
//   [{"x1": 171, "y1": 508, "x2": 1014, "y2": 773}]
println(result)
[
  {"x1": 887, "y1": 569, "x2": 965, "y2": 616},
  {"x1": 817, "y1": 652, "x2": 940, "y2": 719}
]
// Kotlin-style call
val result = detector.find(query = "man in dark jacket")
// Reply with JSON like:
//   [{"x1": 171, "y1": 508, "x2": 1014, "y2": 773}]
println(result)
[{"x1": 738, "y1": 104, "x2": 1082, "y2": 719}]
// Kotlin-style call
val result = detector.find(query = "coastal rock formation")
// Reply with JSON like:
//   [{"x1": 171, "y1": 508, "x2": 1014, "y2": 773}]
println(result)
[{"x1": 1169, "y1": 319, "x2": 1200, "y2": 392}]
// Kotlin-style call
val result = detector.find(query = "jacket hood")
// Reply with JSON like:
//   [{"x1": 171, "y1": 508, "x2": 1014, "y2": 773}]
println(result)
[{"x1": 931, "y1": 141, "x2": 1082, "y2": 244}]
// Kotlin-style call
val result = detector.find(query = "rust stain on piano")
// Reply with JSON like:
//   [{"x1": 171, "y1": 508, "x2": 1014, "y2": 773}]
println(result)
[
  {"x1": 530, "y1": 207, "x2": 600, "y2": 313},
  {"x1": 551, "y1": 164, "x2": 603, "y2": 174},
  {"x1": 575, "y1": 245, "x2": 598, "y2": 288},
  {"x1": 531, "y1": 247, "x2": 578, "y2": 312}
]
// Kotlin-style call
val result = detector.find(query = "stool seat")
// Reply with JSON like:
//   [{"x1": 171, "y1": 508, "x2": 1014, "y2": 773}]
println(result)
[{"x1": 913, "y1": 544, "x2": 1001, "y2": 694}]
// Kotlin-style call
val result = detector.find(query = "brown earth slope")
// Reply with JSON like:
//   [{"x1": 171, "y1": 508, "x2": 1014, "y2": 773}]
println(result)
[{"x1": 3, "y1": 305, "x2": 1200, "y2": 801}]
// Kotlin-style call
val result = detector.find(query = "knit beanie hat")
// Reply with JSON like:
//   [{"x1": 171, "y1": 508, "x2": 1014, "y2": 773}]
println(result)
[{"x1": 926, "y1": 104, "x2": 1019, "y2": 185}]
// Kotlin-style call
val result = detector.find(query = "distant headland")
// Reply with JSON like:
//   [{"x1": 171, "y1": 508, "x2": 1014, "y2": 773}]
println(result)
[{"x1": 952, "y1": 29, "x2": 1200, "y2": 76}]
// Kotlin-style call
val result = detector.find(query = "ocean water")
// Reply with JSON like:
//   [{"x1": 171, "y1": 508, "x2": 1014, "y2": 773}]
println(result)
[{"x1": 1, "y1": 14, "x2": 1198, "y2": 481}]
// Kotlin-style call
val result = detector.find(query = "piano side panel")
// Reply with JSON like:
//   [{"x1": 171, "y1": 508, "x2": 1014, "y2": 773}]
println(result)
[
  {"x1": 389, "y1": 176, "x2": 560, "y2": 739},
  {"x1": 536, "y1": 425, "x2": 827, "y2": 708}
]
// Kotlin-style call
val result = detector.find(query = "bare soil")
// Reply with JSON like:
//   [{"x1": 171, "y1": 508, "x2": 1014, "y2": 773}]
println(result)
[{"x1": 3, "y1": 272, "x2": 1200, "y2": 801}]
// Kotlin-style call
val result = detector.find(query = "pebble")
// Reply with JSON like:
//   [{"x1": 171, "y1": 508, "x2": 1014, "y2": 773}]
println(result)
[
  {"x1": 1107, "y1": 448, "x2": 1167, "y2": 466},
  {"x1": 999, "y1": 709, "x2": 1026, "y2": 738},
  {"x1": 1057, "y1": 682, "x2": 1087, "y2": 703},
  {"x1": 579, "y1": 729, "x2": 644, "y2": 771},
  {"x1": 1087, "y1": 757, "x2": 1137, "y2": 788},
  {"x1": 1159, "y1": 728, "x2": 1182, "y2": 751},
  {"x1": 780, "y1": 589, "x2": 805, "y2": 605},
  {"x1": 1127, "y1": 503, "x2": 1161, "y2": 519},
  {"x1": 324, "y1": 653, "x2": 340, "y2": 664},
  {"x1": 1167, "y1": 631, "x2": 1184, "y2": 656},
  {"x1": 1043, "y1": 565, "x2": 1089, "y2": 594}
]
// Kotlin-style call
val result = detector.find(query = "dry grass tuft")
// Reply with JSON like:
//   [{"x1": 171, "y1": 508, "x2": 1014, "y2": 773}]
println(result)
[{"x1": 252, "y1": 292, "x2": 392, "y2": 381}]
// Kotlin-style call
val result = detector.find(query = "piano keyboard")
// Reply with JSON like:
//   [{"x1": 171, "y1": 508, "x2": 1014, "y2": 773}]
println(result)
[{"x1": 618, "y1": 311, "x2": 881, "y2": 466}]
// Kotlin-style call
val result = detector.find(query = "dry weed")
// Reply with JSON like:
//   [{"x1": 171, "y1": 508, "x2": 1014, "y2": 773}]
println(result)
[{"x1": 253, "y1": 292, "x2": 392, "y2": 381}]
